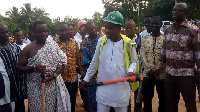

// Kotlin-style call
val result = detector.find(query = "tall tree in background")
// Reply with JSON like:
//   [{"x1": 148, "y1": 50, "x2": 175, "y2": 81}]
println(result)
[
  {"x1": 4, "y1": 3, "x2": 51, "y2": 35},
  {"x1": 145, "y1": 0, "x2": 174, "y2": 21},
  {"x1": 185, "y1": 0, "x2": 200, "y2": 20},
  {"x1": 102, "y1": 0, "x2": 149, "y2": 29},
  {"x1": 5, "y1": 6, "x2": 20, "y2": 33},
  {"x1": 64, "y1": 16, "x2": 79, "y2": 25},
  {"x1": 20, "y1": 3, "x2": 34, "y2": 23},
  {"x1": 92, "y1": 11, "x2": 104, "y2": 31},
  {"x1": 102, "y1": 0, "x2": 200, "y2": 30}
]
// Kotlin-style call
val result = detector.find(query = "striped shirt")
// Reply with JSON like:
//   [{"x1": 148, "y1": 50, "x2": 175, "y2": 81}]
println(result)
[
  {"x1": 0, "y1": 43, "x2": 26, "y2": 101},
  {"x1": 158, "y1": 19, "x2": 200, "y2": 76}
]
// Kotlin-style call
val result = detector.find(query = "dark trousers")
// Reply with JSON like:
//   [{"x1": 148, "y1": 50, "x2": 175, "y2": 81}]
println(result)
[
  {"x1": 65, "y1": 81, "x2": 78, "y2": 112},
  {"x1": 165, "y1": 75, "x2": 197, "y2": 112},
  {"x1": 0, "y1": 103, "x2": 12, "y2": 112},
  {"x1": 142, "y1": 77, "x2": 165, "y2": 112},
  {"x1": 79, "y1": 82, "x2": 88, "y2": 110},
  {"x1": 134, "y1": 89, "x2": 142, "y2": 112},
  {"x1": 15, "y1": 99, "x2": 25, "y2": 112},
  {"x1": 198, "y1": 86, "x2": 200, "y2": 101}
]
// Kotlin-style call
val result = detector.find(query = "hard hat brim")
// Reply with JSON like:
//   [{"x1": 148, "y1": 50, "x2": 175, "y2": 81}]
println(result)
[{"x1": 104, "y1": 19, "x2": 123, "y2": 26}]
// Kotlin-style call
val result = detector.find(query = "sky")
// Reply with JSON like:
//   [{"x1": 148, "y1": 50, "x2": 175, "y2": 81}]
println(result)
[{"x1": 0, "y1": 0, "x2": 105, "y2": 19}]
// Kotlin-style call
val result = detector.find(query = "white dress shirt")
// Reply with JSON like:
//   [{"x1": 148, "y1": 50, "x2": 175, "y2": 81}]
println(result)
[
  {"x1": 0, "y1": 57, "x2": 10, "y2": 105},
  {"x1": 84, "y1": 36, "x2": 137, "y2": 107},
  {"x1": 14, "y1": 43, "x2": 27, "y2": 50},
  {"x1": 74, "y1": 32, "x2": 82, "y2": 40},
  {"x1": 140, "y1": 29, "x2": 164, "y2": 38},
  {"x1": 140, "y1": 29, "x2": 151, "y2": 38}
]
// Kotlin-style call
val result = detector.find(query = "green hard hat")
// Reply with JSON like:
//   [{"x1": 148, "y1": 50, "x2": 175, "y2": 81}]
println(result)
[{"x1": 104, "y1": 11, "x2": 124, "y2": 26}]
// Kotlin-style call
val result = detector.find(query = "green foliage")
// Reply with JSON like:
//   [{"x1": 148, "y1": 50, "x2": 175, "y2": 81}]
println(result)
[
  {"x1": 145, "y1": 0, "x2": 174, "y2": 21},
  {"x1": 92, "y1": 12, "x2": 104, "y2": 31},
  {"x1": 64, "y1": 16, "x2": 79, "y2": 25},
  {"x1": 102, "y1": 0, "x2": 150, "y2": 30},
  {"x1": 4, "y1": 3, "x2": 51, "y2": 35},
  {"x1": 1, "y1": 3, "x2": 105, "y2": 35},
  {"x1": 102, "y1": 0, "x2": 200, "y2": 31}
]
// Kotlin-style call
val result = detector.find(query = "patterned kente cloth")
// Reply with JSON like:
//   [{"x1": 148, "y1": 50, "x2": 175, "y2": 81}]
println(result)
[{"x1": 27, "y1": 39, "x2": 71, "y2": 112}]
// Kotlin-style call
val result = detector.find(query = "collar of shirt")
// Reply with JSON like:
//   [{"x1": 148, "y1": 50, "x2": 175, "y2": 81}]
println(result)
[{"x1": 172, "y1": 19, "x2": 189, "y2": 27}]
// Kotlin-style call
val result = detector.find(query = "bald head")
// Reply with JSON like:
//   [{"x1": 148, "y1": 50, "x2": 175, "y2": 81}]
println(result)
[
  {"x1": 0, "y1": 23, "x2": 7, "y2": 30},
  {"x1": 125, "y1": 19, "x2": 136, "y2": 39},
  {"x1": 125, "y1": 20, "x2": 136, "y2": 27},
  {"x1": 0, "y1": 23, "x2": 9, "y2": 45},
  {"x1": 176, "y1": 2, "x2": 188, "y2": 12},
  {"x1": 172, "y1": 2, "x2": 188, "y2": 23}
]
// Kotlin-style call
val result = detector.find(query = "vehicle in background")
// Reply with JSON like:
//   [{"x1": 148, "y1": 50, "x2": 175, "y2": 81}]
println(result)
[{"x1": 160, "y1": 21, "x2": 172, "y2": 32}]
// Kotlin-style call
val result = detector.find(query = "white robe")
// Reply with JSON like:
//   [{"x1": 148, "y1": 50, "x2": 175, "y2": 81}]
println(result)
[
  {"x1": 84, "y1": 36, "x2": 137, "y2": 107},
  {"x1": 0, "y1": 57, "x2": 10, "y2": 105}
]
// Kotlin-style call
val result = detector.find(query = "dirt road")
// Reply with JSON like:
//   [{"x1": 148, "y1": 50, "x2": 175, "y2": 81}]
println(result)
[
  {"x1": 25, "y1": 89, "x2": 200, "y2": 112},
  {"x1": 75, "y1": 89, "x2": 200, "y2": 112}
]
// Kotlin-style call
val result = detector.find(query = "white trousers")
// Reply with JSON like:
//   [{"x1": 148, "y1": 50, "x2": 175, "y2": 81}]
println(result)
[{"x1": 97, "y1": 102, "x2": 127, "y2": 112}]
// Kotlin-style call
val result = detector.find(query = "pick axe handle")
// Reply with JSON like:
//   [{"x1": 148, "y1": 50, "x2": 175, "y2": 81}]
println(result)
[
  {"x1": 42, "y1": 83, "x2": 45, "y2": 112},
  {"x1": 86, "y1": 74, "x2": 143, "y2": 87},
  {"x1": 41, "y1": 70, "x2": 45, "y2": 112},
  {"x1": 136, "y1": 81, "x2": 142, "y2": 103}
]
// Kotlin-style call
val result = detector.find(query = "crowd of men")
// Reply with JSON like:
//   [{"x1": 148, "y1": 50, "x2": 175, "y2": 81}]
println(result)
[{"x1": 0, "y1": 2, "x2": 200, "y2": 112}]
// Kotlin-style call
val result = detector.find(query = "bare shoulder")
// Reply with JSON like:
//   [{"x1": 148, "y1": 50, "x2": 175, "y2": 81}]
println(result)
[
  {"x1": 21, "y1": 42, "x2": 39, "y2": 58},
  {"x1": 23, "y1": 42, "x2": 36, "y2": 52}
]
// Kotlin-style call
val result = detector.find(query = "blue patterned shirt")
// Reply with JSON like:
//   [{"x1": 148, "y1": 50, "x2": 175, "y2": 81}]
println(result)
[{"x1": 81, "y1": 34, "x2": 99, "y2": 65}]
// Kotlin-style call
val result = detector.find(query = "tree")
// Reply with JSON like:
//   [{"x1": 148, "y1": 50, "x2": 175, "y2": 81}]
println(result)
[
  {"x1": 102, "y1": 0, "x2": 149, "y2": 29},
  {"x1": 33, "y1": 8, "x2": 49, "y2": 21},
  {"x1": 184, "y1": 0, "x2": 200, "y2": 20},
  {"x1": 5, "y1": 7, "x2": 20, "y2": 20},
  {"x1": 92, "y1": 11, "x2": 104, "y2": 31},
  {"x1": 4, "y1": 3, "x2": 52, "y2": 35},
  {"x1": 145, "y1": 0, "x2": 174, "y2": 21},
  {"x1": 0, "y1": 14, "x2": 6, "y2": 22},
  {"x1": 102, "y1": 0, "x2": 200, "y2": 31},
  {"x1": 64, "y1": 16, "x2": 79, "y2": 25},
  {"x1": 5, "y1": 6, "x2": 20, "y2": 33},
  {"x1": 20, "y1": 3, "x2": 34, "y2": 24}
]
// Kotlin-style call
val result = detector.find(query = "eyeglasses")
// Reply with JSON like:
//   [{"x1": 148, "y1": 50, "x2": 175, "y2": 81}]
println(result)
[
  {"x1": 172, "y1": 9, "x2": 186, "y2": 13},
  {"x1": 125, "y1": 19, "x2": 133, "y2": 22}
]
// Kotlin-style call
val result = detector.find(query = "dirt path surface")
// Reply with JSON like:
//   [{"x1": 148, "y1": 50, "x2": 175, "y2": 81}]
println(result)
[
  {"x1": 75, "y1": 89, "x2": 200, "y2": 112},
  {"x1": 25, "y1": 89, "x2": 200, "y2": 112}
]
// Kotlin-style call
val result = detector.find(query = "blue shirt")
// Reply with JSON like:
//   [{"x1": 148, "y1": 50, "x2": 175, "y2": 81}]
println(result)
[{"x1": 81, "y1": 34, "x2": 99, "y2": 65}]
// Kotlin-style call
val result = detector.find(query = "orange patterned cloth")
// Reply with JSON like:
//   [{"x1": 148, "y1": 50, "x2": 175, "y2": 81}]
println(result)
[{"x1": 57, "y1": 38, "x2": 83, "y2": 82}]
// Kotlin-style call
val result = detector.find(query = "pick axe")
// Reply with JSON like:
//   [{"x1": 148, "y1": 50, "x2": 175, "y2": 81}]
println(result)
[
  {"x1": 41, "y1": 69, "x2": 46, "y2": 112},
  {"x1": 85, "y1": 73, "x2": 143, "y2": 87}
]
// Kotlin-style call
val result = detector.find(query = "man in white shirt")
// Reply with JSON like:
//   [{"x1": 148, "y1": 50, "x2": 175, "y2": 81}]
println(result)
[
  {"x1": 140, "y1": 16, "x2": 152, "y2": 38},
  {"x1": 13, "y1": 29, "x2": 27, "y2": 50},
  {"x1": 140, "y1": 16, "x2": 164, "y2": 38},
  {"x1": 80, "y1": 11, "x2": 137, "y2": 112},
  {"x1": 68, "y1": 24, "x2": 82, "y2": 49},
  {"x1": 0, "y1": 57, "x2": 11, "y2": 112},
  {"x1": 125, "y1": 19, "x2": 142, "y2": 112}
]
